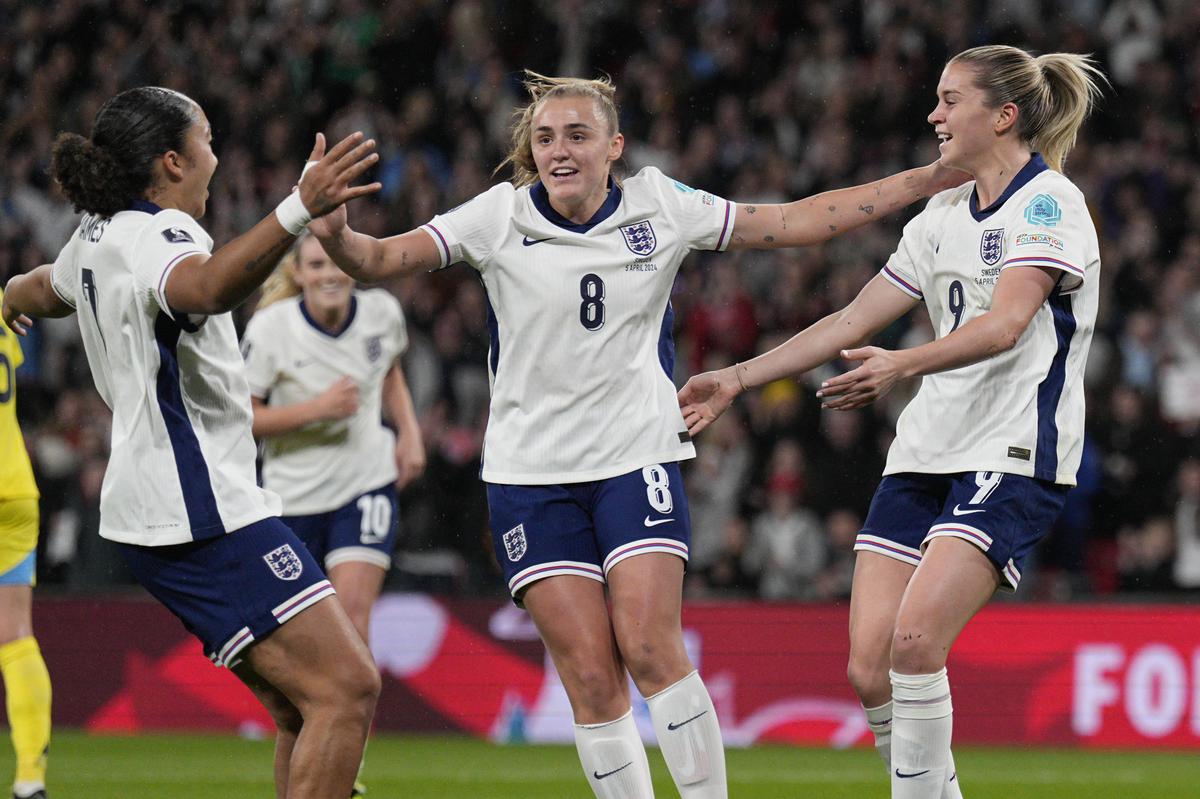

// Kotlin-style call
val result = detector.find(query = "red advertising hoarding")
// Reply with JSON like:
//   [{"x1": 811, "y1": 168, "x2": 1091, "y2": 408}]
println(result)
[{"x1": 28, "y1": 595, "x2": 1200, "y2": 748}]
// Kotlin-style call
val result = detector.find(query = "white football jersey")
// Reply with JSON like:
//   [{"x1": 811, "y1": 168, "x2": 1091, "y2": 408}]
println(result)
[
  {"x1": 421, "y1": 166, "x2": 736, "y2": 484},
  {"x1": 242, "y1": 289, "x2": 408, "y2": 514},
  {"x1": 880, "y1": 155, "x2": 1099, "y2": 485},
  {"x1": 49, "y1": 201, "x2": 280, "y2": 545}
]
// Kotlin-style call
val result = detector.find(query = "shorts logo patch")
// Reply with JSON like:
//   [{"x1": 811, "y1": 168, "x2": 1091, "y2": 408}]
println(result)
[
  {"x1": 980, "y1": 228, "x2": 1004, "y2": 265},
  {"x1": 1023, "y1": 194, "x2": 1061, "y2": 227},
  {"x1": 620, "y1": 220, "x2": 657, "y2": 256},
  {"x1": 365, "y1": 335, "x2": 381, "y2": 362},
  {"x1": 161, "y1": 227, "x2": 195, "y2": 244},
  {"x1": 263, "y1": 544, "x2": 304, "y2": 580},
  {"x1": 502, "y1": 524, "x2": 527, "y2": 562}
]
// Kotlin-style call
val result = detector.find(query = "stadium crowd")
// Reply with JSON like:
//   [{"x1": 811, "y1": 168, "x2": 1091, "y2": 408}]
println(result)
[{"x1": 3, "y1": 0, "x2": 1199, "y2": 600}]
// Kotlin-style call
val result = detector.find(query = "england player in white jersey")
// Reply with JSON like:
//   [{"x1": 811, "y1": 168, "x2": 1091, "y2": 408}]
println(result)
[
  {"x1": 2, "y1": 86, "x2": 384, "y2": 799},
  {"x1": 307, "y1": 71, "x2": 962, "y2": 799},
  {"x1": 680, "y1": 47, "x2": 1106, "y2": 799}
]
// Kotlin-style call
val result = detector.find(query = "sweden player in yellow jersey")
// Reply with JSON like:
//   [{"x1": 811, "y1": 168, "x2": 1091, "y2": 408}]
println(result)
[{"x1": 0, "y1": 286, "x2": 51, "y2": 799}]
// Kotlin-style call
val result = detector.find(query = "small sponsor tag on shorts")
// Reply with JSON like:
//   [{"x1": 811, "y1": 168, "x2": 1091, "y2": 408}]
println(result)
[
  {"x1": 678, "y1": 431, "x2": 692, "y2": 444},
  {"x1": 1007, "y1": 446, "x2": 1031, "y2": 461}
]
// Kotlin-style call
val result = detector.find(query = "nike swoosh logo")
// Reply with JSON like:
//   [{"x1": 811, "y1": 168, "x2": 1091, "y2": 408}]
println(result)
[
  {"x1": 895, "y1": 769, "x2": 930, "y2": 779},
  {"x1": 522, "y1": 236, "x2": 554, "y2": 246},
  {"x1": 593, "y1": 762, "x2": 632, "y2": 780},
  {"x1": 667, "y1": 710, "x2": 707, "y2": 730},
  {"x1": 643, "y1": 516, "x2": 675, "y2": 527},
  {"x1": 951, "y1": 505, "x2": 986, "y2": 516}
]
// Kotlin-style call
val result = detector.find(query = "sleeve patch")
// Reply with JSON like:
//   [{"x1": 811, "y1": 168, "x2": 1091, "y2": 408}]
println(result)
[
  {"x1": 161, "y1": 227, "x2": 195, "y2": 244},
  {"x1": 1014, "y1": 232, "x2": 1065, "y2": 251},
  {"x1": 1022, "y1": 194, "x2": 1062, "y2": 227}
]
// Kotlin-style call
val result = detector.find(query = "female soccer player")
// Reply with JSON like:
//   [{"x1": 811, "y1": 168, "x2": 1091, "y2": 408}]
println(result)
[
  {"x1": 2, "y1": 86, "x2": 382, "y2": 799},
  {"x1": 0, "y1": 288, "x2": 51, "y2": 799},
  {"x1": 245, "y1": 233, "x2": 424, "y2": 644},
  {"x1": 679, "y1": 46, "x2": 1104, "y2": 799},
  {"x1": 308, "y1": 71, "x2": 962, "y2": 798}
]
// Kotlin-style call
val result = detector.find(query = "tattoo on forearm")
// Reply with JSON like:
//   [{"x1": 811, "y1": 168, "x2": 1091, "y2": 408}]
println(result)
[
  {"x1": 244, "y1": 233, "x2": 294, "y2": 273},
  {"x1": 859, "y1": 204, "x2": 875, "y2": 215}
]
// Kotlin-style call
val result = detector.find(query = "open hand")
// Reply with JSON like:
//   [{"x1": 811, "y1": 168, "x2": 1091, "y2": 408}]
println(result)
[
  {"x1": 925, "y1": 159, "x2": 971, "y2": 196},
  {"x1": 1, "y1": 285, "x2": 33, "y2": 336},
  {"x1": 816, "y1": 347, "x2": 907, "y2": 410},
  {"x1": 298, "y1": 132, "x2": 382, "y2": 219},
  {"x1": 678, "y1": 367, "x2": 741, "y2": 436}
]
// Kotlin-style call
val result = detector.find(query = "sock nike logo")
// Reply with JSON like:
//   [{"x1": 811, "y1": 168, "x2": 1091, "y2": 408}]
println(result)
[
  {"x1": 949, "y1": 772, "x2": 957, "y2": 782},
  {"x1": 895, "y1": 768, "x2": 930, "y2": 779},
  {"x1": 593, "y1": 762, "x2": 632, "y2": 780},
  {"x1": 522, "y1": 236, "x2": 554, "y2": 246},
  {"x1": 667, "y1": 710, "x2": 708, "y2": 730}
]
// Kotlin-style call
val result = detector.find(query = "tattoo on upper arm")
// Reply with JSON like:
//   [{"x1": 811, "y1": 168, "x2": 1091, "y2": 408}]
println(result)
[
  {"x1": 859, "y1": 204, "x2": 875, "y2": 215},
  {"x1": 827, "y1": 205, "x2": 836, "y2": 212},
  {"x1": 763, "y1": 235, "x2": 775, "y2": 243},
  {"x1": 745, "y1": 205, "x2": 757, "y2": 214},
  {"x1": 779, "y1": 207, "x2": 787, "y2": 229},
  {"x1": 829, "y1": 225, "x2": 837, "y2": 232},
  {"x1": 735, "y1": 235, "x2": 746, "y2": 244}
]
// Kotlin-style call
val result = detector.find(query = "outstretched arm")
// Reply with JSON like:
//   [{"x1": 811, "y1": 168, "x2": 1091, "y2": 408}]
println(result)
[
  {"x1": 3, "y1": 265, "x2": 73, "y2": 335},
  {"x1": 309, "y1": 209, "x2": 444, "y2": 284},
  {"x1": 678, "y1": 274, "x2": 918, "y2": 434},
  {"x1": 818, "y1": 265, "x2": 1059, "y2": 410},
  {"x1": 728, "y1": 161, "x2": 967, "y2": 250},
  {"x1": 165, "y1": 132, "x2": 382, "y2": 315}
]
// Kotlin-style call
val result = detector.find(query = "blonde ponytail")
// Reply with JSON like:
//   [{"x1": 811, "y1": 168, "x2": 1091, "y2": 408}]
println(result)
[
  {"x1": 255, "y1": 233, "x2": 306, "y2": 311},
  {"x1": 950, "y1": 46, "x2": 1107, "y2": 173},
  {"x1": 495, "y1": 71, "x2": 620, "y2": 187}
]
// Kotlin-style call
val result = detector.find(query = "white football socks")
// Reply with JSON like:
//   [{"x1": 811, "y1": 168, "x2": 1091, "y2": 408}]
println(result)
[
  {"x1": 574, "y1": 708, "x2": 655, "y2": 799},
  {"x1": 865, "y1": 698, "x2": 961, "y2": 797},
  {"x1": 890, "y1": 669, "x2": 954, "y2": 799},
  {"x1": 646, "y1": 670, "x2": 727, "y2": 798}
]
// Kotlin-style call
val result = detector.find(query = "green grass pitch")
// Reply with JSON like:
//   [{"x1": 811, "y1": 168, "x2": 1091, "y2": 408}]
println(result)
[{"x1": 5, "y1": 731, "x2": 1198, "y2": 798}]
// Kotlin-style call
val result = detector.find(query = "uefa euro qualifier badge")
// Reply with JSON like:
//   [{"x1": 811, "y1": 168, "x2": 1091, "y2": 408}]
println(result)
[{"x1": 1023, "y1": 193, "x2": 1062, "y2": 227}]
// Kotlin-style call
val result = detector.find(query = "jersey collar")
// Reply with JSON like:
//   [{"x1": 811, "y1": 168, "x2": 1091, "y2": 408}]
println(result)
[
  {"x1": 299, "y1": 295, "x2": 357, "y2": 338},
  {"x1": 129, "y1": 199, "x2": 164, "y2": 214},
  {"x1": 531, "y1": 177, "x2": 622, "y2": 233},
  {"x1": 969, "y1": 152, "x2": 1048, "y2": 222}
]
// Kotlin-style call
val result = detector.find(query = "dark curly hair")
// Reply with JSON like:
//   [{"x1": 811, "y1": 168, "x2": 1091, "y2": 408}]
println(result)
[{"x1": 51, "y1": 87, "x2": 196, "y2": 217}]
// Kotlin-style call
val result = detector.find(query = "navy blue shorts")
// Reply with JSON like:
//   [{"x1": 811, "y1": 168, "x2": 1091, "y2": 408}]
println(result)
[
  {"x1": 487, "y1": 462, "x2": 691, "y2": 600},
  {"x1": 282, "y1": 483, "x2": 398, "y2": 571},
  {"x1": 119, "y1": 517, "x2": 335, "y2": 668},
  {"x1": 854, "y1": 471, "x2": 1069, "y2": 591}
]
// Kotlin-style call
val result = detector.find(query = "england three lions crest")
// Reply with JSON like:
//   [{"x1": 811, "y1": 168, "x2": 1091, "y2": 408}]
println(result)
[
  {"x1": 620, "y1": 220, "x2": 657, "y2": 256},
  {"x1": 502, "y1": 524, "x2": 527, "y2": 562},
  {"x1": 263, "y1": 544, "x2": 304, "y2": 581},
  {"x1": 980, "y1": 228, "x2": 1004, "y2": 266}
]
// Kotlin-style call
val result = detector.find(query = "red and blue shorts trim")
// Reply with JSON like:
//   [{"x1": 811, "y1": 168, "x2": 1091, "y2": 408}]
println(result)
[
  {"x1": 487, "y1": 462, "x2": 691, "y2": 603},
  {"x1": 853, "y1": 471, "x2": 1068, "y2": 591}
]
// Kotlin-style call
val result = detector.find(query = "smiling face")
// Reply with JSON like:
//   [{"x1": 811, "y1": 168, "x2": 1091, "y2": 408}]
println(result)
[
  {"x1": 175, "y1": 106, "x2": 219, "y2": 218},
  {"x1": 927, "y1": 61, "x2": 1018, "y2": 175},
  {"x1": 293, "y1": 235, "x2": 354, "y2": 316},
  {"x1": 530, "y1": 95, "x2": 623, "y2": 222}
]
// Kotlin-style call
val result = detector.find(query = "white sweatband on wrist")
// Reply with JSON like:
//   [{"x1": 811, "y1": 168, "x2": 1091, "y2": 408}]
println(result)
[{"x1": 274, "y1": 191, "x2": 312, "y2": 235}]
